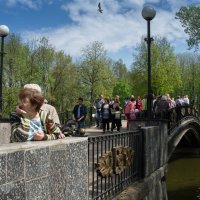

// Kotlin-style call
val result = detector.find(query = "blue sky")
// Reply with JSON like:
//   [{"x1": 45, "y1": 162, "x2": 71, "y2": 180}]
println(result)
[{"x1": 0, "y1": 0, "x2": 199, "y2": 69}]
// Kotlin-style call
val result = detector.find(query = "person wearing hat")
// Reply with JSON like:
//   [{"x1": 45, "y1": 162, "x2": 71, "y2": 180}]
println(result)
[
  {"x1": 72, "y1": 97, "x2": 87, "y2": 131},
  {"x1": 16, "y1": 83, "x2": 61, "y2": 126}
]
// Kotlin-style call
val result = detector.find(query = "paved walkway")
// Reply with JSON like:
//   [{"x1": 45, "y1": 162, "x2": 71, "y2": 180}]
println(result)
[{"x1": 85, "y1": 120, "x2": 128, "y2": 136}]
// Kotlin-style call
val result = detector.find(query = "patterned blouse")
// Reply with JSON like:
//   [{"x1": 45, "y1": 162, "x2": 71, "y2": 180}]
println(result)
[{"x1": 10, "y1": 110, "x2": 62, "y2": 142}]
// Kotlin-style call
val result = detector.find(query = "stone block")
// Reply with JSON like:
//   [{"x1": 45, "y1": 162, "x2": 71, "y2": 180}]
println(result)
[
  {"x1": 0, "y1": 184, "x2": 6, "y2": 199},
  {"x1": 26, "y1": 176, "x2": 50, "y2": 199},
  {"x1": 7, "y1": 151, "x2": 24, "y2": 183},
  {"x1": 142, "y1": 124, "x2": 168, "y2": 177},
  {"x1": 0, "y1": 138, "x2": 88, "y2": 199},
  {"x1": 6, "y1": 180, "x2": 26, "y2": 200},
  {"x1": 25, "y1": 147, "x2": 50, "y2": 180},
  {"x1": 50, "y1": 169, "x2": 67, "y2": 200},
  {"x1": 0, "y1": 122, "x2": 11, "y2": 144},
  {"x1": 50, "y1": 144, "x2": 67, "y2": 172},
  {"x1": 0, "y1": 154, "x2": 6, "y2": 185},
  {"x1": 65, "y1": 141, "x2": 88, "y2": 200}
]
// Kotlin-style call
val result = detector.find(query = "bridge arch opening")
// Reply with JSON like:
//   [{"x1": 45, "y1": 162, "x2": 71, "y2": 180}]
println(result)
[{"x1": 166, "y1": 116, "x2": 200, "y2": 199}]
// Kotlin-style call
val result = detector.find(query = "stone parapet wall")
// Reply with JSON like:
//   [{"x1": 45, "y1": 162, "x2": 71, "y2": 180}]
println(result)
[
  {"x1": 121, "y1": 121, "x2": 169, "y2": 200},
  {"x1": 129, "y1": 121, "x2": 168, "y2": 177},
  {"x1": 113, "y1": 166, "x2": 168, "y2": 200},
  {"x1": 142, "y1": 123, "x2": 168, "y2": 177},
  {"x1": 0, "y1": 138, "x2": 88, "y2": 199},
  {"x1": 0, "y1": 122, "x2": 11, "y2": 144}
]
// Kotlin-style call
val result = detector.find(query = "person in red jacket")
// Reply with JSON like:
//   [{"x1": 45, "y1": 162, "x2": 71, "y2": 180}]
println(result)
[
  {"x1": 136, "y1": 96, "x2": 142, "y2": 112},
  {"x1": 124, "y1": 97, "x2": 135, "y2": 129}
]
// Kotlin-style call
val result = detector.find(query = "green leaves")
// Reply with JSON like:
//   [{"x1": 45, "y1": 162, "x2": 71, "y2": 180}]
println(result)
[
  {"x1": 78, "y1": 41, "x2": 116, "y2": 122},
  {"x1": 129, "y1": 37, "x2": 182, "y2": 97},
  {"x1": 112, "y1": 80, "x2": 131, "y2": 106},
  {"x1": 2, "y1": 32, "x2": 200, "y2": 119},
  {"x1": 176, "y1": 6, "x2": 200, "y2": 50}
]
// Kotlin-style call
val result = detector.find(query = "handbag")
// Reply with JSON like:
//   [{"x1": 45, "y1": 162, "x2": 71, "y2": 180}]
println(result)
[
  {"x1": 111, "y1": 108, "x2": 116, "y2": 115},
  {"x1": 130, "y1": 109, "x2": 136, "y2": 120},
  {"x1": 115, "y1": 111, "x2": 121, "y2": 119}
]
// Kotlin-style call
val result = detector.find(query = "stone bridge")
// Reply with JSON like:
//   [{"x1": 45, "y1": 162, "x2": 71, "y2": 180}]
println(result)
[
  {"x1": 0, "y1": 105, "x2": 199, "y2": 199},
  {"x1": 168, "y1": 107, "x2": 200, "y2": 158},
  {"x1": 112, "y1": 105, "x2": 200, "y2": 200}
]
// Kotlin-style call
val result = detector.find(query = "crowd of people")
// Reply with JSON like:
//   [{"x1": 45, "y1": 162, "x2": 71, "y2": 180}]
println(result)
[
  {"x1": 94, "y1": 95, "x2": 122, "y2": 133},
  {"x1": 93, "y1": 93, "x2": 191, "y2": 133},
  {"x1": 153, "y1": 94, "x2": 190, "y2": 118},
  {"x1": 10, "y1": 83, "x2": 191, "y2": 142},
  {"x1": 94, "y1": 94, "x2": 142, "y2": 133}
]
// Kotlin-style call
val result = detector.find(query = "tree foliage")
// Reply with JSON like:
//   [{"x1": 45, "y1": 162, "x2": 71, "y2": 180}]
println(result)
[
  {"x1": 130, "y1": 37, "x2": 182, "y2": 97},
  {"x1": 4, "y1": 37, "x2": 78, "y2": 117},
  {"x1": 176, "y1": 53, "x2": 200, "y2": 107},
  {"x1": 2, "y1": 32, "x2": 200, "y2": 120},
  {"x1": 176, "y1": 6, "x2": 200, "y2": 50},
  {"x1": 4, "y1": 34, "x2": 29, "y2": 114},
  {"x1": 78, "y1": 41, "x2": 116, "y2": 122},
  {"x1": 2, "y1": 36, "x2": 124, "y2": 121},
  {"x1": 112, "y1": 80, "x2": 131, "y2": 106},
  {"x1": 112, "y1": 59, "x2": 129, "y2": 80},
  {"x1": 50, "y1": 51, "x2": 77, "y2": 113}
]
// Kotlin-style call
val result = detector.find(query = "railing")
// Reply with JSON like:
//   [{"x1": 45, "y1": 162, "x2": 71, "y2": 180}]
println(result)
[
  {"x1": 58, "y1": 110, "x2": 73, "y2": 125},
  {"x1": 168, "y1": 105, "x2": 199, "y2": 133},
  {"x1": 58, "y1": 110, "x2": 95, "y2": 127},
  {"x1": 88, "y1": 130, "x2": 144, "y2": 200},
  {"x1": 134, "y1": 105, "x2": 199, "y2": 135}
]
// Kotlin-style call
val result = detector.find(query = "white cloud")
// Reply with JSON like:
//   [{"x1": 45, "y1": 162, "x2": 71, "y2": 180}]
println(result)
[
  {"x1": 24, "y1": 10, "x2": 143, "y2": 55},
  {"x1": 6, "y1": 0, "x2": 42, "y2": 9},
  {"x1": 22, "y1": 0, "x2": 193, "y2": 66},
  {"x1": 167, "y1": 0, "x2": 200, "y2": 11},
  {"x1": 152, "y1": 9, "x2": 187, "y2": 39}
]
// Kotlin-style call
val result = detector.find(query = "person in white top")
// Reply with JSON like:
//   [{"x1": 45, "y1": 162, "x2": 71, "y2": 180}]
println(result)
[{"x1": 183, "y1": 95, "x2": 190, "y2": 105}]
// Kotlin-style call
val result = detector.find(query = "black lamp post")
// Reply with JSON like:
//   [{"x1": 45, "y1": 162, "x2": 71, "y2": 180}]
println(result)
[
  {"x1": 142, "y1": 6, "x2": 156, "y2": 120},
  {"x1": 0, "y1": 25, "x2": 9, "y2": 117}
]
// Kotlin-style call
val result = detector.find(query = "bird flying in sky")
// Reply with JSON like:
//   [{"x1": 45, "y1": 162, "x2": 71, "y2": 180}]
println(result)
[{"x1": 98, "y1": 2, "x2": 103, "y2": 13}]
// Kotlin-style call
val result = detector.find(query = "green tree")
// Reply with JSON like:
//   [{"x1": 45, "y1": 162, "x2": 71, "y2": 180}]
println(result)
[
  {"x1": 50, "y1": 51, "x2": 78, "y2": 115},
  {"x1": 112, "y1": 80, "x2": 131, "y2": 106},
  {"x1": 34, "y1": 37, "x2": 55, "y2": 95},
  {"x1": 112, "y1": 59, "x2": 129, "y2": 80},
  {"x1": 2, "y1": 34, "x2": 132, "y2": 121},
  {"x1": 176, "y1": 53, "x2": 200, "y2": 107},
  {"x1": 3, "y1": 35, "x2": 57, "y2": 116},
  {"x1": 3, "y1": 34, "x2": 30, "y2": 116},
  {"x1": 176, "y1": 6, "x2": 200, "y2": 50},
  {"x1": 130, "y1": 37, "x2": 182, "y2": 97},
  {"x1": 24, "y1": 39, "x2": 41, "y2": 84},
  {"x1": 78, "y1": 41, "x2": 115, "y2": 123}
]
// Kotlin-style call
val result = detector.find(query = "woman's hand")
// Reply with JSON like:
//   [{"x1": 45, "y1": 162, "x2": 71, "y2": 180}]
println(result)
[
  {"x1": 16, "y1": 106, "x2": 27, "y2": 114},
  {"x1": 16, "y1": 106, "x2": 29, "y2": 118},
  {"x1": 58, "y1": 133, "x2": 65, "y2": 139},
  {"x1": 34, "y1": 132, "x2": 45, "y2": 141}
]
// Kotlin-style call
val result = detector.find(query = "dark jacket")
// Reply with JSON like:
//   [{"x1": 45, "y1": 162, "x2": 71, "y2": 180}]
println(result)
[
  {"x1": 73, "y1": 104, "x2": 87, "y2": 121},
  {"x1": 155, "y1": 99, "x2": 169, "y2": 115},
  {"x1": 101, "y1": 103, "x2": 111, "y2": 119}
]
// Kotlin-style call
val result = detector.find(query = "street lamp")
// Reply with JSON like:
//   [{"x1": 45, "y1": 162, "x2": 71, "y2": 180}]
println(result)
[
  {"x1": 142, "y1": 6, "x2": 156, "y2": 120},
  {"x1": 0, "y1": 25, "x2": 9, "y2": 117}
]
